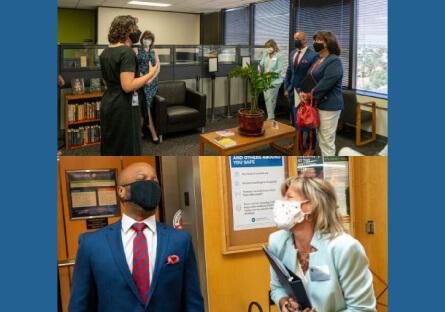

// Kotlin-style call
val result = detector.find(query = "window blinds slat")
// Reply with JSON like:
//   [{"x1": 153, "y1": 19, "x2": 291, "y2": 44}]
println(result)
[
  {"x1": 356, "y1": 0, "x2": 388, "y2": 94},
  {"x1": 254, "y1": 0, "x2": 290, "y2": 64},
  {"x1": 224, "y1": 7, "x2": 250, "y2": 45},
  {"x1": 295, "y1": 0, "x2": 352, "y2": 87}
]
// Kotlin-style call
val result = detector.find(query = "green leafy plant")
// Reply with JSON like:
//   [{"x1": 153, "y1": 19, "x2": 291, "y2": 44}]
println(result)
[{"x1": 228, "y1": 65, "x2": 279, "y2": 114}]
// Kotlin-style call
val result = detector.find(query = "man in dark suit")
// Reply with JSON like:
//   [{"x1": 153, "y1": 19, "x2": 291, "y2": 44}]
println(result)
[
  {"x1": 69, "y1": 162, "x2": 204, "y2": 312},
  {"x1": 284, "y1": 32, "x2": 319, "y2": 127}
]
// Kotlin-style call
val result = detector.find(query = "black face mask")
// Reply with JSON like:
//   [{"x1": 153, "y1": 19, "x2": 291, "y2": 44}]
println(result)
[
  {"x1": 123, "y1": 180, "x2": 161, "y2": 212},
  {"x1": 129, "y1": 30, "x2": 142, "y2": 44},
  {"x1": 313, "y1": 42, "x2": 325, "y2": 53},
  {"x1": 295, "y1": 39, "x2": 303, "y2": 49}
]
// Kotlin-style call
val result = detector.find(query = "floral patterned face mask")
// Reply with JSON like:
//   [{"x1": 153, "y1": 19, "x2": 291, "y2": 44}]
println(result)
[{"x1": 273, "y1": 199, "x2": 310, "y2": 230}]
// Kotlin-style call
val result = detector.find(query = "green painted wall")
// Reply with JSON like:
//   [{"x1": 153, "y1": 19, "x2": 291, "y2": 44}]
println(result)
[{"x1": 58, "y1": 8, "x2": 96, "y2": 44}]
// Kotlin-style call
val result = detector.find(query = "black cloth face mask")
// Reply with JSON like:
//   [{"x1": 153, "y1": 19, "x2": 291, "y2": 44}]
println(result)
[
  {"x1": 123, "y1": 180, "x2": 161, "y2": 212},
  {"x1": 313, "y1": 42, "x2": 325, "y2": 53},
  {"x1": 295, "y1": 39, "x2": 303, "y2": 49},
  {"x1": 129, "y1": 30, "x2": 142, "y2": 44}
]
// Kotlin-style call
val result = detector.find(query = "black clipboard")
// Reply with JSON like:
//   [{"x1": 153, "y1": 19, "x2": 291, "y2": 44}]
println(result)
[
  {"x1": 263, "y1": 246, "x2": 312, "y2": 309},
  {"x1": 299, "y1": 73, "x2": 318, "y2": 93}
]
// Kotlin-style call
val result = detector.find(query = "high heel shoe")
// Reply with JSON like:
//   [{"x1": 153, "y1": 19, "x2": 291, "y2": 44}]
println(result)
[{"x1": 152, "y1": 137, "x2": 160, "y2": 144}]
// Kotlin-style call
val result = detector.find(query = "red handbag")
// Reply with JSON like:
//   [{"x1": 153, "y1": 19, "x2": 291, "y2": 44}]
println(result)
[{"x1": 297, "y1": 94, "x2": 320, "y2": 129}]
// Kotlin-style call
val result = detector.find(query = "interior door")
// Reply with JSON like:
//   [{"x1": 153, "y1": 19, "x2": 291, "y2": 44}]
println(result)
[{"x1": 350, "y1": 156, "x2": 388, "y2": 311}]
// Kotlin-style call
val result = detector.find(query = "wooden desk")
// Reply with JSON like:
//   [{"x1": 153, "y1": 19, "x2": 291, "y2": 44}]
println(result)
[{"x1": 199, "y1": 120, "x2": 298, "y2": 156}]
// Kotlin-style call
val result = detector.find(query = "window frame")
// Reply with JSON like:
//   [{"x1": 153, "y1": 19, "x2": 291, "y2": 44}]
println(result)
[{"x1": 353, "y1": 0, "x2": 388, "y2": 97}]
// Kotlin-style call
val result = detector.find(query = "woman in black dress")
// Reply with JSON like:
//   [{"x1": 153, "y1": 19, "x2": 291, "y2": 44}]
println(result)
[{"x1": 99, "y1": 15, "x2": 160, "y2": 155}]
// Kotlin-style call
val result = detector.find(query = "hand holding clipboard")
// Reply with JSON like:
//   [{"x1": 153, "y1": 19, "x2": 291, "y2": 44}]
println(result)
[{"x1": 263, "y1": 246, "x2": 315, "y2": 312}]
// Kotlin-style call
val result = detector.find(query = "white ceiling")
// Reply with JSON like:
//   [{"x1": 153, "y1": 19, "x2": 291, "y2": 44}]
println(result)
[{"x1": 58, "y1": 0, "x2": 265, "y2": 13}]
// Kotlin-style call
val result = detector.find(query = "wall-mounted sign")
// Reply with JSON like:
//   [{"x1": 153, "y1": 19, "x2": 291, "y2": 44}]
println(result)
[
  {"x1": 297, "y1": 156, "x2": 350, "y2": 216},
  {"x1": 86, "y1": 217, "x2": 109, "y2": 230},
  {"x1": 209, "y1": 57, "x2": 218, "y2": 73},
  {"x1": 66, "y1": 169, "x2": 120, "y2": 220},
  {"x1": 229, "y1": 156, "x2": 286, "y2": 231},
  {"x1": 173, "y1": 209, "x2": 184, "y2": 230}
]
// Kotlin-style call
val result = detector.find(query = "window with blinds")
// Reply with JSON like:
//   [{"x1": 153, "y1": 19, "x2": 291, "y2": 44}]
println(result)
[
  {"x1": 254, "y1": 0, "x2": 290, "y2": 63},
  {"x1": 356, "y1": 0, "x2": 387, "y2": 95},
  {"x1": 295, "y1": 0, "x2": 352, "y2": 87},
  {"x1": 224, "y1": 7, "x2": 250, "y2": 45}
]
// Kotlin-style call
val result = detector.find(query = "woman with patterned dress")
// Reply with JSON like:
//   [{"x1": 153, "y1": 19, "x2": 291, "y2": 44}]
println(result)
[{"x1": 136, "y1": 31, "x2": 160, "y2": 143}]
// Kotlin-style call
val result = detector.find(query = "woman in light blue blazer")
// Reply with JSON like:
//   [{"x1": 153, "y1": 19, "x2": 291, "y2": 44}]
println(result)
[
  {"x1": 269, "y1": 176, "x2": 376, "y2": 312},
  {"x1": 259, "y1": 39, "x2": 285, "y2": 120}
]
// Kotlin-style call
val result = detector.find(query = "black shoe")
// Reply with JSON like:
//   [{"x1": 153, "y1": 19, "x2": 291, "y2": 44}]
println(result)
[{"x1": 152, "y1": 137, "x2": 160, "y2": 144}]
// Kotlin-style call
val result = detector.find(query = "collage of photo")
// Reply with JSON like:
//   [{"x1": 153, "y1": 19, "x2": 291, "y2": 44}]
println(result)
[{"x1": 57, "y1": 1, "x2": 388, "y2": 311}]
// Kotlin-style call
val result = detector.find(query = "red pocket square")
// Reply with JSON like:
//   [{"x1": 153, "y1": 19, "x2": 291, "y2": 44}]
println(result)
[{"x1": 166, "y1": 255, "x2": 180, "y2": 265}]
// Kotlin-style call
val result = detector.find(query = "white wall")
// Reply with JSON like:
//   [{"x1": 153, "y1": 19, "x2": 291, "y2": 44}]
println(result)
[{"x1": 97, "y1": 7, "x2": 200, "y2": 45}]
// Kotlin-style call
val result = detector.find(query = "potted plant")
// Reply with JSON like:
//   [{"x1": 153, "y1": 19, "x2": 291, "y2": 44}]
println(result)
[{"x1": 228, "y1": 65, "x2": 279, "y2": 136}]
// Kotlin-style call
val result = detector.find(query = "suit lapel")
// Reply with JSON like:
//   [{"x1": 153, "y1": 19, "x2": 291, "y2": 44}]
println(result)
[
  {"x1": 146, "y1": 223, "x2": 171, "y2": 307},
  {"x1": 283, "y1": 232, "x2": 297, "y2": 272},
  {"x1": 106, "y1": 220, "x2": 145, "y2": 305},
  {"x1": 291, "y1": 49, "x2": 298, "y2": 71}
]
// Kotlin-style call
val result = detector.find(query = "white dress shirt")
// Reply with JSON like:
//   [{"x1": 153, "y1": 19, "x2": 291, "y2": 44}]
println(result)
[
  {"x1": 293, "y1": 46, "x2": 308, "y2": 67},
  {"x1": 121, "y1": 213, "x2": 157, "y2": 283}
]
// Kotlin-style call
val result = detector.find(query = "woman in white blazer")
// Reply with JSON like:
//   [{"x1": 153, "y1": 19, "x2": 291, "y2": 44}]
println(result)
[{"x1": 269, "y1": 176, "x2": 376, "y2": 312}]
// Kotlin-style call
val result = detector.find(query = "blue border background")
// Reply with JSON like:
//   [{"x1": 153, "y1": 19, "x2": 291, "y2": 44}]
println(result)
[
  {"x1": 389, "y1": 0, "x2": 445, "y2": 309},
  {"x1": 0, "y1": 0, "x2": 444, "y2": 310},
  {"x1": 0, "y1": 0, "x2": 57, "y2": 310}
]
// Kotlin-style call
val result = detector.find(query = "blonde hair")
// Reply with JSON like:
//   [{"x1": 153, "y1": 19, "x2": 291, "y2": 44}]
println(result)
[
  {"x1": 281, "y1": 176, "x2": 345, "y2": 239},
  {"x1": 265, "y1": 39, "x2": 280, "y2": 52}
]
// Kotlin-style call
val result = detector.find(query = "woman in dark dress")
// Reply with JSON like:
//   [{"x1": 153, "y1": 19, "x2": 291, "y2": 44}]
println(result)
[{"x1": 99, "y1": 15, "x2": 160, "y2": 155}]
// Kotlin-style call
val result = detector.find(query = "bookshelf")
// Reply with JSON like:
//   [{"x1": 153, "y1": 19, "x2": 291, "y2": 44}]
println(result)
[{"x1": 65, "y1": 92, "x2": 103, "y2": 149}]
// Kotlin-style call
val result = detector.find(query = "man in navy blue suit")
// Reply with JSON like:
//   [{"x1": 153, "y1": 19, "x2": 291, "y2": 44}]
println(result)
[
  {"x1": 69, "y1": 162, "x2": 204, "y2": 312},
  {"x1": 284, "y1": 32, "x2": 319, "y2": 127}
]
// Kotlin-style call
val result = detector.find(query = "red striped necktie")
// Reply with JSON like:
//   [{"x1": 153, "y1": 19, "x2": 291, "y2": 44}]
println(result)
[
  {"x1": 132, "y1": 223, "x2": 150, "y2": 304},
  {"x1": 294, "y1": 50, "x2": 302, "y2": 70}
]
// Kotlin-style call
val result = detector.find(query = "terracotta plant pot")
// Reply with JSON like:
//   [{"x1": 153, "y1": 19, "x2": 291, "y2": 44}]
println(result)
[{"x1": 238, "y1": 108, "x2": 265, "y2": 136}]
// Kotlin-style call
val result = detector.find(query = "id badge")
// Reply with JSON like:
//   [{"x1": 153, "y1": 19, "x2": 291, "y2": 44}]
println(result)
[
  {"x1": 310, "y1": 265, "x2": 331, "y2": 281},
  {"x1": 132, "y1": 91, "x2": 139, "y2": 107}
]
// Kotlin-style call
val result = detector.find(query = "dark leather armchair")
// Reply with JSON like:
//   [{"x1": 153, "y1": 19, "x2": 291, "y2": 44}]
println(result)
[
  {"x1": 340, "y1": 90, "x2": 377, "y2": 146},
  {"x1": 153, "y1": 81, "x2": 206, "y2": 142}
]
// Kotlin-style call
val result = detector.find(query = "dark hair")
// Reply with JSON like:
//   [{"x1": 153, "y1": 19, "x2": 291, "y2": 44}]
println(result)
[
  {"x1": 265, "y1": 39, "x2": 280, "y2": 52},
  {"x1": 313, "y1": 31, "x2": 341, "y2": 56},
  {"x1": 140, "y1": 30, "x2": 155, "y2": 45},
  {"x1": 108, "y1": 15, "x2": 138, "y2": 44}
]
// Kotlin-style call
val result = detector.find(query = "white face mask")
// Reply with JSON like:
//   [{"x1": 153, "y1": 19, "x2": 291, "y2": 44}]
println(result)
[
  {"x1": 267, "y1": 47, "x2": 274, "y2": 54},
  {"x1": 273, "y1": 200, "x2": 310, "y2": 230},
  {"x1": 143, "y1": 39, "x2": 152, "y2": 47}
]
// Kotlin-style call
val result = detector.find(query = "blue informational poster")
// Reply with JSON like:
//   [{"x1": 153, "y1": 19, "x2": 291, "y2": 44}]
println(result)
[
  {"x1": 229, "y1": 156, "x2": 286, "y2": 231},
  {"x1": 230, "y1": 156, "x2": 283, "y2": 168}
]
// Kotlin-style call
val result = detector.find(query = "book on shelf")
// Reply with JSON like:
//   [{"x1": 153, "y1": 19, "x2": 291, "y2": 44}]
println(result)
[
  {"x1": 67, "y1": 101, "x2": 101, "y2": 123},
  {"x1": 214, "y1": 136, "x2": 237, "y2": 148},
  {"x1": 67, "y1": 125, "x2": 101, "y2": 147}
]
